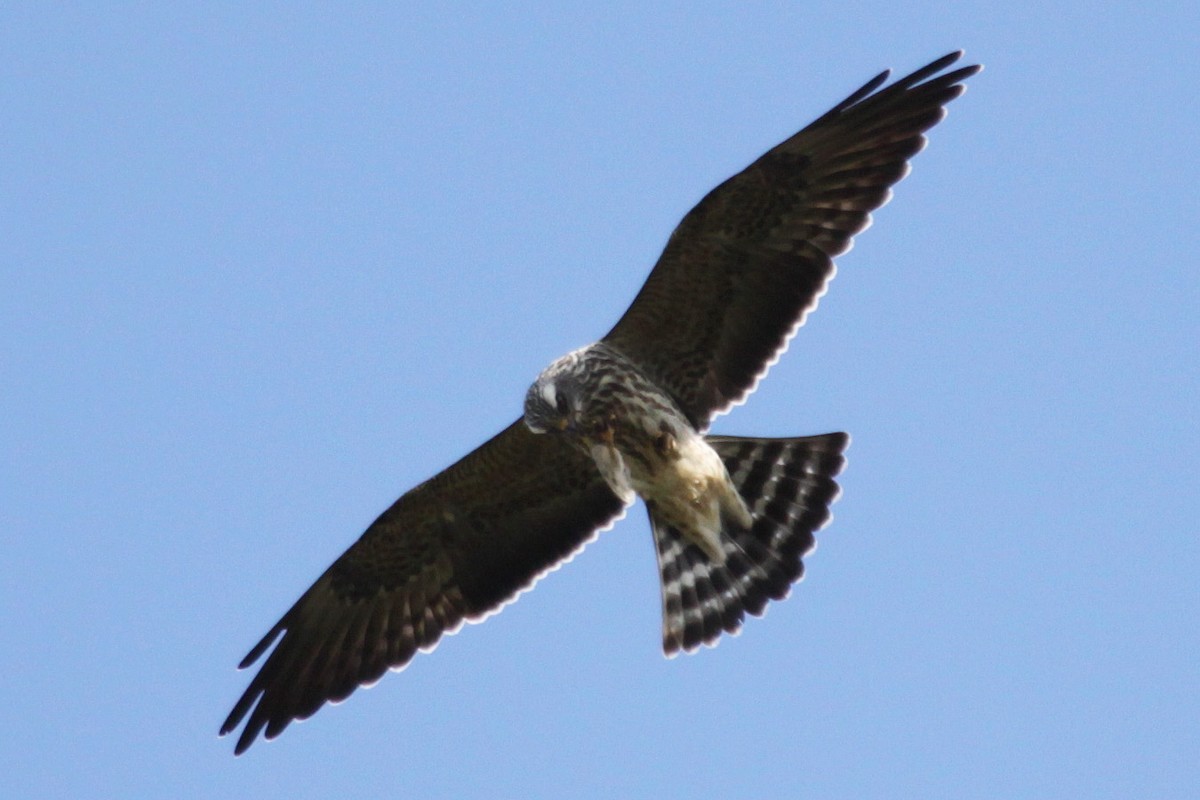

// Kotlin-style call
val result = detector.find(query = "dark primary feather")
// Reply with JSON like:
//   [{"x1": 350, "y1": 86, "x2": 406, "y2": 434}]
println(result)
[
  {"x1": 220, "y1": 421, "x2": 625, "y2": 754},
  {"x1": 603, "y1": 51, "x2": 980, "y2": 430}
]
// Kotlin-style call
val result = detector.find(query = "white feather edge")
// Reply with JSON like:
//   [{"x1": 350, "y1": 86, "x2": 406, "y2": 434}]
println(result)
[
  {"x1": 700, "y1": 150, "x2": 925, "y2": 430},
  {"x1": 343, "y1": 499, "x2": 634, "y2": 692}
]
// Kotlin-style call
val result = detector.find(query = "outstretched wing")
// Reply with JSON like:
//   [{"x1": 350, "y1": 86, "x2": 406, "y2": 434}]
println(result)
[
  {"x1": 603, "y1": 51, "x2": 980, "y2": 430},
  {"x1": 220, "y1": 420, "x2": 625, "y2": 754}
]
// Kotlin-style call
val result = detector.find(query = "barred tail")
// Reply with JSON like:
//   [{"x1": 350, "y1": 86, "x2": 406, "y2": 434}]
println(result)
[{"x1": 650, "y1": 432, "x2": 849, "y2": 656}]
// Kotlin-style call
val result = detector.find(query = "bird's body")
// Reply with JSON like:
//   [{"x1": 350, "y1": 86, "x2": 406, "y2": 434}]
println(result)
[
  {"x1": 222, "y1": 51, "x2": 980, "y2": 754},
  {"x1": 526, "y1": 341, "x2": 750, "y2": 563}
]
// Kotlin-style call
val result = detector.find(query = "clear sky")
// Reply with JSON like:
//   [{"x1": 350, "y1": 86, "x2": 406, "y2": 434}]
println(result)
[{"x1": 3, "y1": 3, "x2": 1197, "y2": 798}]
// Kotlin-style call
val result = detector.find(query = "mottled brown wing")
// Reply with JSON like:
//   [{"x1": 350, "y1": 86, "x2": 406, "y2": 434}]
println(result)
[
  {"x1": 603, "y1": 51, "x2": 980, "y2": 430},
  {"x1": 220, "y1": 420, "x2": 625, "y2": 754}
]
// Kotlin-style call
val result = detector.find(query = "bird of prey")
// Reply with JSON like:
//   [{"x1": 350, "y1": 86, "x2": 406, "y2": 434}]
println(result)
[{"x1": 222, "y1": 51, "x2": 979, "y2": 754}]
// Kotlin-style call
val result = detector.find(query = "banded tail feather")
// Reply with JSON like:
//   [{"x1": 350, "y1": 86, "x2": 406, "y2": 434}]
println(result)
[{"x1": 650, "y1": 432, "x2": 849, "y2": 655}]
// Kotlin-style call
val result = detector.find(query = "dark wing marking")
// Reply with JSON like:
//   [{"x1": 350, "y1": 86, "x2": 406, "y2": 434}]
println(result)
[
  {"x1": 220, "y1": 420, "x2": 625, "y2": 754},
  {"x1": 603, "y1": 51, "x2": 980, "y2": 430}
]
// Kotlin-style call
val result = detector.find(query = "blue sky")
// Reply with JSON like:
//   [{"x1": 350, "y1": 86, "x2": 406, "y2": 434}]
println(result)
[{"x1": 3, "y1": 3, "x2": 1197, "y2": 798}]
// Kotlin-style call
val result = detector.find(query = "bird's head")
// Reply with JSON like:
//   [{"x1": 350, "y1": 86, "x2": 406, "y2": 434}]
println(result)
[{"x1": 524, "y1": 355, "x2": 584, "y2": 435}]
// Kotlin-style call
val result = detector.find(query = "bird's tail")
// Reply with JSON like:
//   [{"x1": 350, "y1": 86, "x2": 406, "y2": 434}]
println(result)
[{"x1": 649, "y1": 432, "x2": 849, "y2": 656}]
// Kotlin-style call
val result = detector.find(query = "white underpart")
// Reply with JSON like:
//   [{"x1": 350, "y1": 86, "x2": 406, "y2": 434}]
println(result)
[
  {"x1": 631, "y1": 434, "x2": 750, "y2": 564},
  {"x1": 589, "y1": 442, "x2": 635, "y2": 505}
]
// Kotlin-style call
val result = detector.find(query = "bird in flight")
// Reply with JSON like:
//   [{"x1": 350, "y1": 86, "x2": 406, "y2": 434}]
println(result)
[{"x1": 222, "y1": 51, "x2": 979, "y2": 754}]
